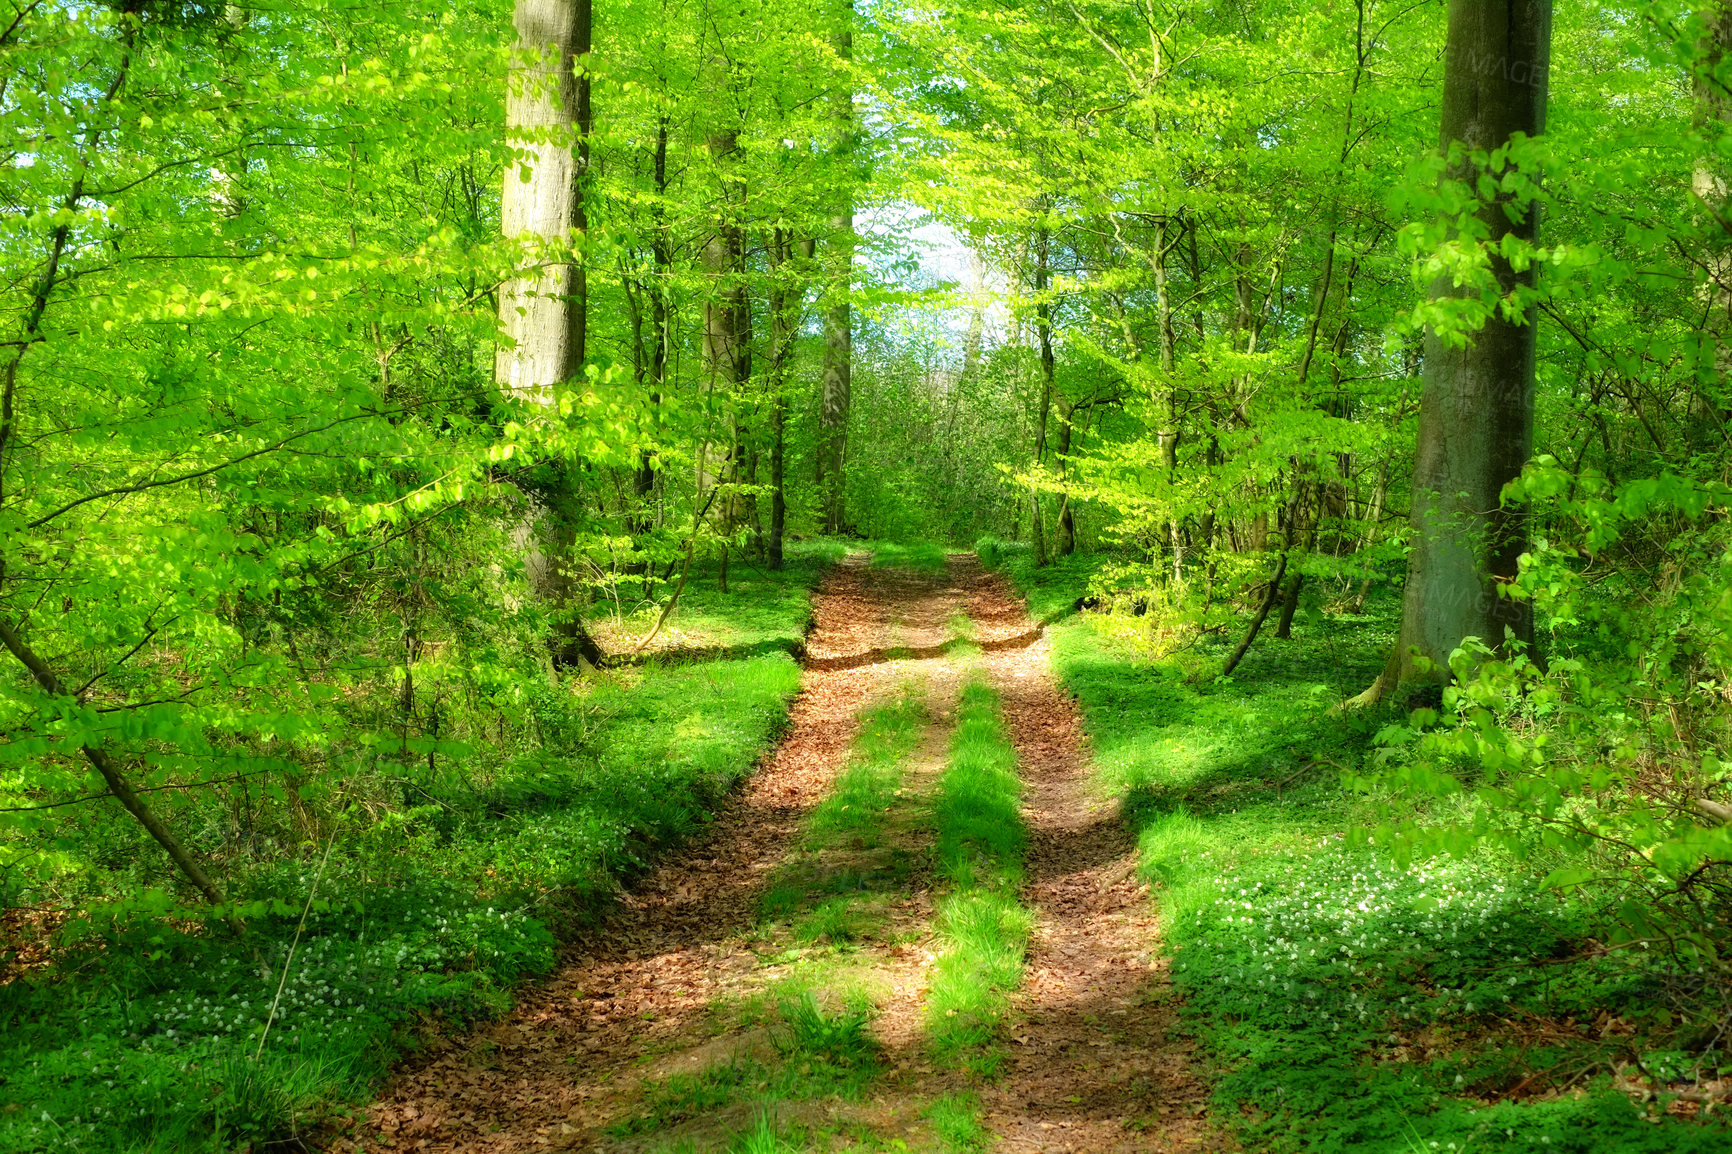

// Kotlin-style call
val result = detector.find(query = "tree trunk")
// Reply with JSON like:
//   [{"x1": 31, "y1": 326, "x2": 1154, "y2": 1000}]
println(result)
[
  {"x1": 1153, "y1": 215, "x2": 1182, "y2": 582},
  {"x1": 1273, "y1": 573, "x2": 1303, "y2": 640},
  {"x1": 704, "y1": 128, "x2": 752, "y2": 569},
  {"x1": 636, "y1": 116, "x2": 671, "y2": 537},
  {"x1": 1348, "y1": 458, "x2": 1389, "y2": 614},
  {"x1": 1031, "y1": 223, "x2": 1055, "y2": 567},
  {"x1": 1056, "y1": 399, "x2": 1076, "y2": 556},
  {"x1": 766, "y1": 232, "x2": 810, "y2": 571},
  {"x1": 1695, "y1": 2, "x2": 1732, "y2": 448},
  {"x1": 1223, "y1": 484, "x2": 1305, "y2": 677},
  {"x1": 498, "y1": 0, "x2": 603, "y2": 672},
  {"x1": 818, "y1": 6, "x2": 854, "y2": 535},
  {"x1": 1368, "y1": 0, "x2": 1550, "y2": 698}
]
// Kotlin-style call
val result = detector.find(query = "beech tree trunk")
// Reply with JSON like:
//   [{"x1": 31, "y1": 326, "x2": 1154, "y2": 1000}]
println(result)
[
  {"x1": 1031, "y1": 224, "x2": 1055, "y2": 567},
  {"x1": 818, "y1": 6, "x2": 854, "y2": 535},
  {"x1": 498, "y1": 0, "x2": 603, "y2": 670},
  {"x1": 1371, "y1": 0, "x2": 1551, "y2": 696},
  {"x1": 704, "y1": 128, "x2": 752, "y2": 555},
  {"x1": 766, "y1": 233, "x2": 812, "y2": 571},
  {"x1": 1056, "y1": 399, "x2": 1076, "y2": 556}
]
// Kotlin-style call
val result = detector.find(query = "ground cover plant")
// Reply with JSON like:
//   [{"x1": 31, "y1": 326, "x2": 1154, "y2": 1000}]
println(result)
[
  {"x1": 0, "y1": 552, "x2": 828, "y2": 1152},
  {"x1": 982, "y1": 542, "x2": 1732, "y2": 1152}
]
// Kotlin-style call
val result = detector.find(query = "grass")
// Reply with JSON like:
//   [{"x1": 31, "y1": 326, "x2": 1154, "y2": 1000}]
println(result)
[
  {"x1": 925, "y1": 677, "x2": 1031, "y2": 1076},
  {"x1": 980, "y1": 540, "x2": 1732, "y2": 1153},
  {"x1": 867, "y1": 540, "x2": 950, "y2": 575},
  {"x1": 599, "y1": 538, "x2": 849, "y2": 659},
  {"x1": 0, "y1": 553, "x2": 833, "y2": 1153},
  {"x1": 761, "y1": 689, "x2": 926, "y2": 947},
  {"x1": 924, "y1": 1091, "x2": 989, "y2": 1151}
]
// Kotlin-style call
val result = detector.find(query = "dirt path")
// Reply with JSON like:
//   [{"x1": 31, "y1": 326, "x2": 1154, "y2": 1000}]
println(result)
[
  {"x1": 334, "y1": 555, "x2": 1214, "y2": 1153},
  {"x1": 963, "y1": 558, "x2": 1213, "y2": 1152},
  {"x1": 337, "y1": 558, "x2": 963, "y2": 1151}
]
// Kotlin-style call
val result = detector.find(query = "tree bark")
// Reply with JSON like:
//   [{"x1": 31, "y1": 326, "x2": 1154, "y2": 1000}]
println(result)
[
  {"x1": 1056, "y1": 399, "x2": 1076, "y2": 556},
  {"x1": 704, "y1": 128, "x2": 752, "y2": 557},
  {"x1": 818, "y1": 5, "x2": 854, "y2": 535},
  {"x1": 1695, "y1": 2, "x2": 1732, "y2": 448},
  {"x1": 1372, "y1": 0, "x2": 1551, "y2": 696},
  {"x1": 498, "y1": 0, "x2": 604, "y2": 671},
  {"x1": 1031, "y1": 223, "x2": 1055, "y2": 567},
  {"x1": 766, "y1": 232, "x2": 810, "y2": 571},
  {"x1": 636, "y1": 115, "x2": 671, "y2": 534}
]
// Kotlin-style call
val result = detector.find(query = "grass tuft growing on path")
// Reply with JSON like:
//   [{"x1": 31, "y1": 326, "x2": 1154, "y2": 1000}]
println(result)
[
  {"x1": 926, "y1": 678, "x2": 1031, "y2": 1075},
  {"x1": 867, "y1": 540, "x2": 950, "y2": 574}
]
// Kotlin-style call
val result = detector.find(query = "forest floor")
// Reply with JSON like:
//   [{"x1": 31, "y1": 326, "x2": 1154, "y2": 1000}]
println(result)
[{"x1": 332, "y1": 554, "x2": 1218, "y2": 1153}]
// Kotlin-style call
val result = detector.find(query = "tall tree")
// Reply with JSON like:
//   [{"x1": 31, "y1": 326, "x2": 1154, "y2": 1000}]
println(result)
[
  {"x1": 498, "y1": 0, "x2": 604, "y2": 669},
  {"x1": 817, "y1": 1, "x2": 855, "y2": 535},
  {"x1": 1367, "y1": 0, "x2": 1553, "y2": 698}
]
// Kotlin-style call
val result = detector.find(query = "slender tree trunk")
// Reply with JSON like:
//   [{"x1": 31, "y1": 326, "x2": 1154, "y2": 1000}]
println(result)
[
  {"x1": 497, "y1": 0, "x2": 603, "y2": 671},
  {"x1": 704, "y1": 128, "x2": 752, "y2": 570},
  {"x1": 766, "y1": 232, "x2": 810, "y2": 571},
  {"x1": 1362, "y1": 0, "x2": 1551, "y2": 701},
  {"x1": 1153, "y1": 215, "x2": 1182, "y2": 581},
  {"x1": 1056, "y1": 399, "x2": 1076, "y2": 556},
  {"x1": 0, "y1": 618, "x2": 241, "y2": 931},
  {"x1": 1223, "y1": 484, "x2": 1304, "y2": 676},
  {"x1": 1273, "y1": 573, "x2": 1303, "y2": 640},
  {"x1": 636, "y1": 116, "x2": 671, "y2": 536},
  {"x1": 1221, "y1": 551, "x2": 1288, "y2": 678},
  {"x1": 1348, "y1": 458, "x2": 1389, "y2": 613},
  {"x1": 818, "y1": 5, "x2": 854, "y2": 535},
  {"x1": 1031, "y1": 223, "x2": 1055, "y2": 567}
]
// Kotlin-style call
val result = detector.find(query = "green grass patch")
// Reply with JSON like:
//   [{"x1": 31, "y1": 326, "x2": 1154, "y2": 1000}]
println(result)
[
  {"x1": 867, "y1": 540, "x2": 950, "y2": 574},
  {"x1": 761, "y1": 690, "x2": 926, "y2": 948},
  {"x1": 924, "y1": 1090, "x2": 989, "y2": 1151},
  {"x1": 604, "y1": 537, "x2": 840, "y2": 659},
  {"x1": 805, "y1": 693, "x2": 926, "y2": 850},
  {"x1": 982, "y1": 547, "x2": 1732, "y2": 1152},
  {"x1": 926, "y1": 679, "x2": 1031, "y2": 1074},
  {"x1": 0, "y1": 583, "x2": 824, "y2": 1152},
  {"x1": 617, "y1": 993, "x2": 882, "y2": 1141}
]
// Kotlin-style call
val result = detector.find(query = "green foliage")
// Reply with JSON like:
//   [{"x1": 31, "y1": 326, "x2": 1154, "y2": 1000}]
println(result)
[
  {"x1": 1, "y1": 582, "x2": 813, "y2": 1150},
  {"x1": 1359, "y1": 463, "x2": 1732, "y2": 961},
  {"x1": 1000, "y1": 552, "x2": 1731, "y2": 1151}
]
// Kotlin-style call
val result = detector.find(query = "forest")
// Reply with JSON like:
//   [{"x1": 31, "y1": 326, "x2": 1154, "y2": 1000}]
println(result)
[{"x1": 3, "y1": 0, "x2": 1732, "y2": 1150}]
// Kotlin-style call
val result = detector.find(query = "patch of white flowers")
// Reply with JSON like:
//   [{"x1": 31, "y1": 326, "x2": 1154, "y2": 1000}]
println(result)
[
  {"x1": 1175, "y1": 847, "x2": 1554, "y2": 1034},
  {"x1": 7, "y1": 893, "x2": 549, "y2": 1148}
]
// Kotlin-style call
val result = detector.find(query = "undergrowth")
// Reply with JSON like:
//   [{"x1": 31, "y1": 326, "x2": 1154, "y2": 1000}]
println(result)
[
  {"x1": 0, "y1": 549, "x2": 834, "y2": 1153},
  {"x1": 979, "y1": 540, "x2": 1732, "y2": 1152}
]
